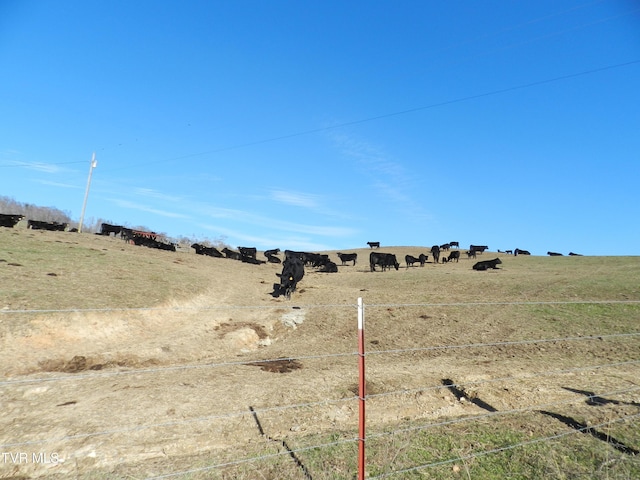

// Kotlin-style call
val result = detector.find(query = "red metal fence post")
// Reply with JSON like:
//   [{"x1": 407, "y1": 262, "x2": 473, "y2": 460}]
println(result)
[{"x1": 358, "y1": 297, "x2": 366, "y2": 480}]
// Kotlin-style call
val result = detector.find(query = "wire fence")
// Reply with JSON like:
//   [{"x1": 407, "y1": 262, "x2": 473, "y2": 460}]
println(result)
[{"x1": 1, "y1": 299, "x2": 639, "y2": 479}]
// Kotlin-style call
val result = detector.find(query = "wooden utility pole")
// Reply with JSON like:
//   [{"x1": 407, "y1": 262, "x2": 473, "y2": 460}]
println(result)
[{"x1": 78, "y1": 152, "x2": 97, "y2": 233}]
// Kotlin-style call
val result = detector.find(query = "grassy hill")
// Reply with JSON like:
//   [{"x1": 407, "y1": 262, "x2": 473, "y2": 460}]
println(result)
[{"x1": 1, "y1": 228, "x2": 639, "y2": 479}]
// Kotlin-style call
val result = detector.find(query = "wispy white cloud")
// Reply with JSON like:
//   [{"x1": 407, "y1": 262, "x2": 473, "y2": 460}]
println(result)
[
  {"x1": 36, "y1": 179, "x2": 83, "y2": 189},
  {"x1": 14, "y1": 162, "x2": 62, "y2": 173},
  {"x1": 198, "y1": 222, "x2": 334, "y2": 250},
  {"x1": 270, "y1": 190, "x2": 320, "y2": 208},
  {"x1": 330, "y1": 132, "x2": 432, "y2": 220},
  {"x1": 134, "y1": 187, "x2": 183, "y2": 202},
  {"x1": 109, "y1": 198, "x2": 191, "y2": 219}
]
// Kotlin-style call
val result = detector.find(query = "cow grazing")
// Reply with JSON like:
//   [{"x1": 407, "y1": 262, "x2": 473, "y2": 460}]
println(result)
[
  {"x1": 514, "y1": 248, "x2": 531, "y2": 256},
  {"x1": 222, "y1": 247, "x2": 241, "y2": 260},
  {"x1": 430, "y1": 245, "x2": 440, "y2": 264},
  {"x1": 447, "y1": 250, "x2": 460, "y2": 263},
  {"x1": 337, "y1": 252, "x2": 357, "y2": 266},
  {"x1": 0, "y1": 214, "x2": 24, "y2": 228},
  {"x1": 370, "y1": 252, "x2": 399, "y2": 271},
  {"x1": 547, "y1": 251, "x2": 563, "y2": 256},
  {"x1": 418, "y1": 253, "x2": 428, "y2": 266},
  {"x1": 473, "y1": 258, "x2": 502, "y2": 271},
  {"x1": 466, "y1": 250, "x2": 476, "y2": 259},
  {"x1": 191, "y1": 243, "x2": 224, "y2": 257},
  {"x1": 367, "y1": 241, "x2": 380, "y2": 249},
  {"x1": 405, "y1": 255, "x2": 421, "y2": 268},
  {"x1": 272, "y1": 255, "x2": 305, "y2": 299}
]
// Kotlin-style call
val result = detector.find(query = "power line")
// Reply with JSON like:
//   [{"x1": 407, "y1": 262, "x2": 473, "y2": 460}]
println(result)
[{"x1": 103, "y1": 59, "x2": 640, "y2": 172}]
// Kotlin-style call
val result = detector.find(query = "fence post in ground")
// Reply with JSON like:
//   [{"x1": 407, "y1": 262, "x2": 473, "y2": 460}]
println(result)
[{"x1": 358, "y1": 297, "x2": 366, "y2": 480}]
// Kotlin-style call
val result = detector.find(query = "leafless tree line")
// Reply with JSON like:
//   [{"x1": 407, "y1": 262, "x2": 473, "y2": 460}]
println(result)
[{"x1": 0, "y1": 195, "x2": 227, "y2": 248}]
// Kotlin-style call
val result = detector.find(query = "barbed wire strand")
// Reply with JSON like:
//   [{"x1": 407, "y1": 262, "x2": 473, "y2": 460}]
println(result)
[
  {"x1": 148, "y1": 406, "x2": 640, "y2": 480},
  {"x1": 145, "y1": 436, "x2": 360, "y2": 480},
  {"x1": 369, "y1": 412, "x2": 640, "y2": 479},
  {"x1": 366, "y1": 332, "x2": 640, "y2": 357},
  {"x1": 2, "y1": 367, "x2": 637, "y2": 450},
  {"x1": 1, "y1": 299, "x2": 639, "y2": 315},
  {"x1": 367, "y1": 386, "x2": 640, "y2": 441},
  {"x1": 0, "y1": 396, "x2": 356, "y2": 449},
  {"x1": 1, "y1": 332, "x2": 637, "y2": 387},
  {"x1": 365, "y1": 359, "x2": 640, "y2": 401}
]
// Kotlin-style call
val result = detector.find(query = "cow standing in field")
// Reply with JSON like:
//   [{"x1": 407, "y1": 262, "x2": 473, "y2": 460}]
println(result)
[
  {"x1": 272, "y1": 252, "x2": 305, "y2": 299},
  {"x1": 370, "y1": 252, "x2": 399, "y2": 271},
  {"x1": 405, "y1": 255, "x2": 421, "y2": 268},
  {"x1": 447, "y1": 250, "x2": 460, "y2": 263},
  {"x1": 337, "y1": 252, "x2": 357, "y2": 266},
  {"x1": 0, "y1": 214, "x2": 24, "y2": 228},
  {"x1": 367, "y1": 241, "x2": 380, "y2": 249},
  {"x1": 431, "y1": 245, "x2": 440, "y2": 264}
]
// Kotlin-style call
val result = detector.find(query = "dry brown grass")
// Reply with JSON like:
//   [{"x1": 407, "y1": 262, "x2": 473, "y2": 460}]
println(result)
[{"x1": 1, "y1": 228, "x2": 639, "y2": 479}]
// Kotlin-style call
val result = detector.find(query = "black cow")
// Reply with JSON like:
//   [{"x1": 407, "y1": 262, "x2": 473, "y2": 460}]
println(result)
[
  {"x1": 272, "y1": 255, "x2": 305, "y2": 299},
  {"x1": 370, "y1": 252, "x2": 399, "y2": 271},
  {"x1": 132, "y1": 235, "x2": 176, "y2": 251},
  {"x1": 264, "y1": 248, "x2": 280, "y2": 257},
  {"x1": 473, "y1": 258, "x2": 502, "y2": 271},
  {"x1": 547, "y1": 251, "x2": 563, "y2": 256},
  {"x1": 0, "y1": 214, "x2": 24, "y2": 228},
  {"x1": 466, "y1": 250, "x2": 476, "y2": 259},
  {"x1": 266, "y1": 254, "x2": 281, "y2": 263},
  {"x1": 430, "y1": 245, "x2": 440, "y2": 264},
  {"x1": 447, "y1": 250, "x2": 460, "y2": 263},
  {"x1": 337, "y1": 252, "x2": 357, "y2": 266},
  {"x1": 406, "y1": 254, "x2": 428, "y2": 267},
  {"x1": 241, "y1": 256, "x2": 266, "y2": 265},
  {"x1": 318, "y1": 261, "x2": 338, "y2": 273},
  {"x1": 405, "y1": 255, "x2": 421, "y2": 268},
  {"x1": 367, "y1": 241, "x2": 380, "y2": 249},
  {"x1": 303, "y1": 252, "x2": 330, "y2": 268},
  {"x1": 449, "y1": 241, "x2": 459, "y2": 249},
  {"x1": 99, "y1": 223, "x2": 123, "y2": 236},
  {"x1": 191, "y1": 243, "x2": 224, "y2": 258},
  {"x1": 238, "y1": 247, "x2": 257, "y2": 259},
  {"x1": 27, "y1": 220, "x2": 68, "y2": 231},
  {"x1": 470, "y1": 245, "x2": 488, "y2": 254},
  {"x1": 514, "y1": 248, "x2": 531, "y2": 256},
  {"x1": 440, "y1": 243, "x2": 451, "y2": 251},
  {"x1": 569, "y1": 252, "x2": 583, "y2": 256},
  {"x1": 222, "y1": 247, "x2": 241, "y2": 260}
]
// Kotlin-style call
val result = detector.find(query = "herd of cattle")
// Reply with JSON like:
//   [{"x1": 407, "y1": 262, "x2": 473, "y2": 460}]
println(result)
[
  {"x1": 0, "y1": 214, "x2": 69, "y2": 231},
  {"x1": 1, "y1": 215, "x2": 586, "y2": 299}
]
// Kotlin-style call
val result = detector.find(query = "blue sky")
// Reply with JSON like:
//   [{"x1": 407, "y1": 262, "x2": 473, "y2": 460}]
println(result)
[{"x1": 1, "y1": 1, "x2": 639, "y2": 255}]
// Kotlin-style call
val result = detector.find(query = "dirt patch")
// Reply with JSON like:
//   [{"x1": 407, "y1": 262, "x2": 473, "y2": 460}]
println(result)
[
  {"x1": 247, "y1": 358, "x2": 303, "y2": 373},
  {"x1": 37, "y1": 354, "x2": 161, "y2": 374}
]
